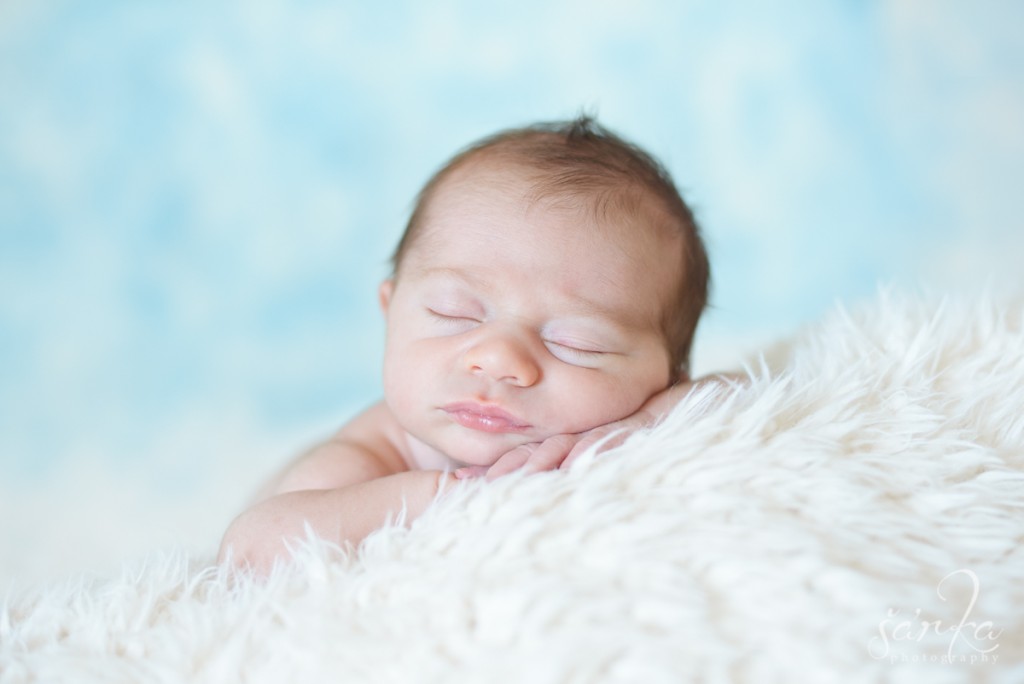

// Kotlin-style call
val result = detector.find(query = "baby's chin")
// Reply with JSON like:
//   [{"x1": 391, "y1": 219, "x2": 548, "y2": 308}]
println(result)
[
  {"x1": 405, "y1": 430, "x2": 524, "y2": 471},
  {"x1": 440, "y1": 446, "x2": 507, "y2": 470},
  {"x1": 435, "y1": 435, "x2": 538, "y2": 470}
]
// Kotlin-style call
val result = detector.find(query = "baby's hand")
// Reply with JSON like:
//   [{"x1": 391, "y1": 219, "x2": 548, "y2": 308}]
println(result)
[
  {"x1": 452, "y1": 374, "x2": 740, "y2": 482},
  {"x1": 455, "y1": 410, "x2": 657, "y2": 482}
]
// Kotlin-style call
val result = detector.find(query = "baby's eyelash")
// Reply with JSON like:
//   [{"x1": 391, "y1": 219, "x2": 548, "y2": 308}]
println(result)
[
  {"x1": 546, "y1": 341, "x2": 605, "y2": 357},
  {"x1": 427, "y1": 309, "x2": 479, "y2": 324}
]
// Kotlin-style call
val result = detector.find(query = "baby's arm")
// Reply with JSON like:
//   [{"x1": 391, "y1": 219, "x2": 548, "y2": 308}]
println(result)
[
  {"x1": 469, "y1": 372, "x2": 741, "y2": 481},
  {"x1": 218, "y1": 402, "x2": 454, "y2": 574}
]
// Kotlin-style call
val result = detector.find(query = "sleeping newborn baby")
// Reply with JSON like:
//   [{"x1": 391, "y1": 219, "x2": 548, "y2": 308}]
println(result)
[{"x1": 220, "y1": 116, "x2": 720, "y2": 573}]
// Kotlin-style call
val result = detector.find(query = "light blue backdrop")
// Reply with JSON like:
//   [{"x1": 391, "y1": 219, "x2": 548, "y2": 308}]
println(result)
[{"x1": 1, "y1": 1, "x2": 1022, "y2": 578}]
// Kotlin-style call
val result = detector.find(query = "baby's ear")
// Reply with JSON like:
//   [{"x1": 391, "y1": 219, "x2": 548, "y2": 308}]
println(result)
[{"x1": 378, "y1": 279, "x2": 394, "y2": 314}]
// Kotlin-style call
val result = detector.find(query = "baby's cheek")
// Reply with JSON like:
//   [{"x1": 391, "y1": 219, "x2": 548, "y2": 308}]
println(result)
[
  {"x1": 567, "y1": 374, "x2": 654, "y2": 429},
  {"x1": 381, "y1": 359, "x2": 419, "y2": 423}
]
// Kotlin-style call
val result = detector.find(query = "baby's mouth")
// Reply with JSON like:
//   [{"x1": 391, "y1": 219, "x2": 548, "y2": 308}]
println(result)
[{"x1": 441, "y1": 402, "x2": 532, "y2": 434}]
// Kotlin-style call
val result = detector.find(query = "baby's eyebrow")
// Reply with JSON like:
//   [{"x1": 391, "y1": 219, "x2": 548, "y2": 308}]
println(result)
[
  {"x1": 555, "y1": 285, "x2": 650, "y2": 332},
  {"x1": 416, "y1": 266, "x2": 484, "y2": 287}
]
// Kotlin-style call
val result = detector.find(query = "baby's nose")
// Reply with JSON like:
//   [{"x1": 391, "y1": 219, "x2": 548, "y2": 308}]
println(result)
[{"x1": 463, "y1": 331, "x2": 541, "y2": 387}]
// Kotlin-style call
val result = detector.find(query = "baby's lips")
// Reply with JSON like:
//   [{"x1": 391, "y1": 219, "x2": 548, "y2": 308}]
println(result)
[{"x1": 442, "y1": 401, "x2": 531, "y2": 433}]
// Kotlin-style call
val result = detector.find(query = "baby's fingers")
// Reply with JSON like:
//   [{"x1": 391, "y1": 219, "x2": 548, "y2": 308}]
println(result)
[
  {"x1": 561, "y1": 427, "x2": 629, "y2": 469},
  {"x1": 454, "y1": 465, "x2": 488, "y2": 480},
  {"x1": 483, "y1": 444, "x2": 535, "y2": 481},
  {"x1": 518, "y1": 434, "x2": 579, "y2": 476}
]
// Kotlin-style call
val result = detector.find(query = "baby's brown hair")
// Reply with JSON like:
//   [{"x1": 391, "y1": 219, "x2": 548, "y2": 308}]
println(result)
[{"x1": 390, "y1": 115, "x2": 710, "y2": 378}]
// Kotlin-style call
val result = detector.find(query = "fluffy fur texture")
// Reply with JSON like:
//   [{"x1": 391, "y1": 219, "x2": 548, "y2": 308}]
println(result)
[{"x1": 2, "y1": 290, "x2": 1023, "y2": 683}]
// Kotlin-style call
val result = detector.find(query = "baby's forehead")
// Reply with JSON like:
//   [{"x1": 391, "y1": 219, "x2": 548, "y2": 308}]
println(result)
[
  {"x1": 411, "y1": 165, "x2": 682, "y2": 286},
  {"x1": 401, "y1": 153, "x2": 685, "y2": 303},
  {"x1": 428, "y1": 156, "x2": 674, "y2": 236}
]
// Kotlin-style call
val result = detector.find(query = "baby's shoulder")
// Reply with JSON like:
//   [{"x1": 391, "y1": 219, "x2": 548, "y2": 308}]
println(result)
[{"x1": 332, "y1": 400, "x2": 411, "y2": 473}]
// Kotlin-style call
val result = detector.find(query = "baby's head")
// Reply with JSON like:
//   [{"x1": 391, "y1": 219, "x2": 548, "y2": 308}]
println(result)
[
  {"x1": 391, "y1": 116, "x2": 709, "y2": 376},
  {"x1": 380, "y1": 116, "x2": 710, "y2": 465}
]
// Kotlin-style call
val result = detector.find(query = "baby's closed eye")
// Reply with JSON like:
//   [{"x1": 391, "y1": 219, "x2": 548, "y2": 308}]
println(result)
[
  {"x1": 427, "y1": 307, "x2": 480, "y2": 322},
  {"x1": 423, "y1": 290, "x2": 485, "y2": 328},
  {"x1": 426, "y1": 307, "x2": 481, "y2": 334},
  {"x1": 543, "y1": 339, "x2": 613, "y2": 367}
]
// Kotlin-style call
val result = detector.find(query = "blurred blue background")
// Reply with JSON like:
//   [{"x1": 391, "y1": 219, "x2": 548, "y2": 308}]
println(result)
[{"x1": 2, "y1": 1, "x2": 1022, "y2": 582}]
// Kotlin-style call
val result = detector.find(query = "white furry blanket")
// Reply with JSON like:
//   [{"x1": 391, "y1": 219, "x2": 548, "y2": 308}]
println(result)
[{"x1": 2, "y1": 292, "x2": 1023, "y2": 683}]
